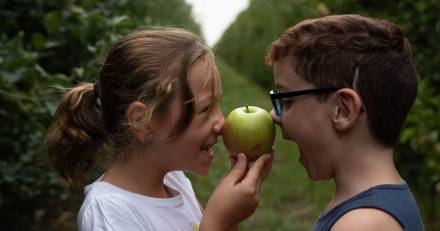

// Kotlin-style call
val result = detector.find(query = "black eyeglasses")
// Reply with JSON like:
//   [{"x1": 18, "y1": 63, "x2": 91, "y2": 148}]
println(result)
[{"x1": 269, "y1": 87, "x2": 341, "y2": 117}]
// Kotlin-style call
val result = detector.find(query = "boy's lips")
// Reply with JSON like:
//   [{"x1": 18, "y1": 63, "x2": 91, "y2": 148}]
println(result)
[
  {"x1": 282, "y1": 131, "x2": 291, "y2": 140},
  {"x1": 298, "y1": 148, "x2": 305, "y2": 164}
]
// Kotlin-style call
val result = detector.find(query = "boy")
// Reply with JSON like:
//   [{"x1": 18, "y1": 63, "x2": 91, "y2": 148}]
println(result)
[{"x1": 266, "y1": 14, "x2": 424, "y2": 231}]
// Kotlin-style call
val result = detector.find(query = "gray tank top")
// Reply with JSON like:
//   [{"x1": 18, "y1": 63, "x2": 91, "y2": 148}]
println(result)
[{"x1": 312, "y1": 183, "x2": 425, "y2": 231}]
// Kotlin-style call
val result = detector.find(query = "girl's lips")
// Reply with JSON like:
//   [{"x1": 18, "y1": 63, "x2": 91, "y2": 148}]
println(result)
[
  {"x1": 204, "y1": 138, "x2": 218, "y2": 147},
  {"x1": 201, "y1": 147, "x2": 214, "y2": 162},
  {"x1": 200, "y1": 138, "x2": 218, "y2": 151}
]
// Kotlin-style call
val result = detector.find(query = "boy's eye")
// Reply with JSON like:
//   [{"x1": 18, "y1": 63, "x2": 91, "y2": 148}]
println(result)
[{"x1": 283, "y1": 99, "x2": 294, "y2": 107}]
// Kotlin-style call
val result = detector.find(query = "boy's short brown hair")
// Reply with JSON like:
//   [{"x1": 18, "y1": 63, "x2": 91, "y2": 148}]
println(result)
[{"x1": 266, "y1": 14, "x2": 418, "y2": 147}]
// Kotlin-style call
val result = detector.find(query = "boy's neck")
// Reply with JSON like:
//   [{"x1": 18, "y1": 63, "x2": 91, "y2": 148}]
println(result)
[{"x1": 327, "y1": 144, "x2": 402, "y2": 213}]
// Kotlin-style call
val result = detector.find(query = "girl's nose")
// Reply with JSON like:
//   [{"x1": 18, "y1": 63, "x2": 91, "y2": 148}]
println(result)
[
  {"x1": 270, "y1": 109, "x2": 282, "y2": 125},
  {"x1": 213, "y1": 109, "x2": 225, "y2": 135}
]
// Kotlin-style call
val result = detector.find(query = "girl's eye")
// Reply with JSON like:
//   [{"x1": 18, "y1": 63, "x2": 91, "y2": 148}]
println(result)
[{"x1": 200, "y1": 105, "x2": 211, "y2": 113}]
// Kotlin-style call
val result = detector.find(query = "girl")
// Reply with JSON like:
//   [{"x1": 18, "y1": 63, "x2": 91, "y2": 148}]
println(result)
[{"x1": 46, "y1": 28, "x2": 273, "y2": 231}]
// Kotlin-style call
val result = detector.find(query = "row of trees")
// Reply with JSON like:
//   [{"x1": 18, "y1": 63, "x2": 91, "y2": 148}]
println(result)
[
  {"x1": 1, "y1": 0, "x2": 439, "y2": 229},
  {"x1": 215, "y1": 0, "x2": 440, "y2": 229},
  {"x1": 0, "y1": 0, "x2": 200, "y2": 229}
]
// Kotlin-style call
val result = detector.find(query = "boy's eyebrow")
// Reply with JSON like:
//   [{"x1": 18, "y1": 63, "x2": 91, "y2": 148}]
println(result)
[{"x1": 275, "y1": 83, "x2": 284, "y2": 91}]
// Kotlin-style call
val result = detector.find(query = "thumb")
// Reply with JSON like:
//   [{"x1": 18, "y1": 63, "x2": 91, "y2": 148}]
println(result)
[
  {"x1": 243, "y1": 154, "x2": 271, "y2": 187},
  {"x1": 224, "y1": 153, "x2": 247, "y2": 184}
]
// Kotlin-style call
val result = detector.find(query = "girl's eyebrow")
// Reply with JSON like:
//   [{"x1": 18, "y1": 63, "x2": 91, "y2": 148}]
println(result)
[
  {"x1": 196, "y1": 96, "x2": 212, "y2": 104},
  {"x1": 197, "y1": 93, "x2": 221, "y2": 106},
  {"x1": 183, "y1": 98, "x2": 195, "y2": 104}
]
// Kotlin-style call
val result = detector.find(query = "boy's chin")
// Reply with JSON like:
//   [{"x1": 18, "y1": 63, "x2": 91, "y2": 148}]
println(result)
[{"x1": 308, "y1": 175, "x2": 330, "y2": 181}]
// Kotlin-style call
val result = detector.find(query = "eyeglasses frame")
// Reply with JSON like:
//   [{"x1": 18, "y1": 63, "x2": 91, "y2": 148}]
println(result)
[{"x1": 269, "y1": 87, "x2": 364, "y2": 117}]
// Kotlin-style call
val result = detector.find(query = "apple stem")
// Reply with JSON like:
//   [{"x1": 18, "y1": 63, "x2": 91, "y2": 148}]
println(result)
[{"x1": 245, "y1": 104, "x2": 249, "y2": 113}]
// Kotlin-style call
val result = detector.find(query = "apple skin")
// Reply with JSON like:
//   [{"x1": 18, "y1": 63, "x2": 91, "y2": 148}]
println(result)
[{"x1": 222, "y1": 106, "x2": 276, "y2": 159}]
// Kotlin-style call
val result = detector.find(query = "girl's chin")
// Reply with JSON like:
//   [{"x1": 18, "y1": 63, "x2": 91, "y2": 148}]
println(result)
[
  {"x1": 185, "y1": 149, "x2": 214, "y2": 176},
  {"x1": 191, "y1": 167, "x2": 211, "y2": 176}
]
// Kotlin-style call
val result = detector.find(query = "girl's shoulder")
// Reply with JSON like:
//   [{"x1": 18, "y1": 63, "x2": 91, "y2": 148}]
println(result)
[
  {"x1": 164, "y1": 171, "x2": 189, "y2": 184},
  {"x1": 77, "y1": 183, "x2": 153, "y2": 230},
  {"x1": 79, "y1": 181, "x2": 135, "y2": 216},
  {"x1": 164, "y1": 171, "x2": 194, "y2": 195},
  {"x1": 83, "y1": 180, "x2": 133, "y2": 202}
]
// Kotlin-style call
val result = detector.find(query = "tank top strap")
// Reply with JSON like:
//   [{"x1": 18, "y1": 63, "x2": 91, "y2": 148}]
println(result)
[{"x1": 312, "y1": 183, "x2": 425, "y2": 231}]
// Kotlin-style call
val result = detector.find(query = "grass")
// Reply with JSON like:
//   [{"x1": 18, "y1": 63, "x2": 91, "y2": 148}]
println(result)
[{"x1": 188, "y1": 60, "x2": 334, "y2": 230}]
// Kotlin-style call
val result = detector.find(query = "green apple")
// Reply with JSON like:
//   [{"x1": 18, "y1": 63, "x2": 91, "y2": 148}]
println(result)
[{"x1": 223, "y1": 105, "x2": 276, "y2": 159}]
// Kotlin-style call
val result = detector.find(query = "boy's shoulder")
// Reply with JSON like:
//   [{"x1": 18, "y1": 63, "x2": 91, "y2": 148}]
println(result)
[
  {"x1": 331, "y1": 208, "x2": 403, "y2": 231},
  {"x1": 313, "y1": 183, "x2": 424, "y2": 231}
]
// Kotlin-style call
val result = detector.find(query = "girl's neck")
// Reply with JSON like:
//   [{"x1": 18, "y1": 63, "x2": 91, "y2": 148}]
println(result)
[{"x1": 101, "y1": 154, "x2": 172, "y2": 198}]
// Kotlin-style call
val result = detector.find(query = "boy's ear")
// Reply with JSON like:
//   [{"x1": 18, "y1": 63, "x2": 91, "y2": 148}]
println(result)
[
  {"x1": 331, "y1": 88, "x2": 363, "y2": 131},
  {"x1": 126, "y1": 101, "x2": 152, "y2": 143}
]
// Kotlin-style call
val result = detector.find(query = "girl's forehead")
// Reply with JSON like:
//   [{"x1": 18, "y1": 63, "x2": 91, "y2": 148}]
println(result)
[{"x1": 187, "y1": 57, "x2": 220, "y2": 96}]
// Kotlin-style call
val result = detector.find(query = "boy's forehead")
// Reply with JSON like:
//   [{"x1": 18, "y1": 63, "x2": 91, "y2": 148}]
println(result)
[{"x1": 273, "y1": 58, "x2": 299, "y2": 88}]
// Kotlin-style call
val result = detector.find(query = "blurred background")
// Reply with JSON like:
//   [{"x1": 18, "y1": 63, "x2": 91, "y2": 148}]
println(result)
[{"x1": 0, "y1": 0, "x2": 439, "y2": 230}]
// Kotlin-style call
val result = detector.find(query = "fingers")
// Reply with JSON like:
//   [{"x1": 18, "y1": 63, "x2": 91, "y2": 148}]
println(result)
[
  {"x1": 261, "y1": 147, "x2": 275, "y2": 180},
  {"x1": 248, "y1": 147, "x2": 275, "y2": 166},
  {"x1": 261, "y1": 151, "x2": 274, "y2": 181},
  {"x1": 247, "y1": 147, "x2": 275, "y2": 180},
  {"x1": 224, "y1": 153, "x2": 247, "y2": 184},
  {"x1": 226, "y1": 147, "x2": 275, "y2": 185},
  {"x1": 228, "y1": 155, "x2": 238, "y2": 170},
  {"x1": 270, "y1": 147, "x2": 276, "y2": 165},
  {"x1": 242, "y1": 154, "x2": 271, "y2": 187}
]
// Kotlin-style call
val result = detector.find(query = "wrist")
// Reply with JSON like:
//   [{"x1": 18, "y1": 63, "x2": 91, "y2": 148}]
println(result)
[{"x1": 199, "y1": 213, "x2": 229, "y2": 231}]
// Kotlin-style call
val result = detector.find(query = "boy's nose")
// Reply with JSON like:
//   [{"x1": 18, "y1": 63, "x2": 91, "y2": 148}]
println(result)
[{"x1": 270, "y1": 109, "x2": 282, "y2": 125}]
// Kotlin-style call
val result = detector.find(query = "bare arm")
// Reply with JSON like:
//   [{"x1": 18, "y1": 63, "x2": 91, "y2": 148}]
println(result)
[
  {"x1": 199, "y1": 200, "x2": 239, "y2": 231},
  {"x1": 331, "y1": 208, "x2": 404, "y2": 231},
  {"x1": 199, "y1": 153, "x2": 274, "y2": 231}
]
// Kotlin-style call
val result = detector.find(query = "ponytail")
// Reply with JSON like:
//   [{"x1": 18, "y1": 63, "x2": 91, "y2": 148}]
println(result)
[{"x1": 46, "y1": 83, "x2": 106, "y2": 183}]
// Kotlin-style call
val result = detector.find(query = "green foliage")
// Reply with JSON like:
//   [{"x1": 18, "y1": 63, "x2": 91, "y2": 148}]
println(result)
[
  {"x1": 2, "y1": 0, "x2": 439, "y2": 229},
  {"x1": 0, "y1": 0, "x2": 201, "y2": 77},
  {"x1": 396, "y1": 78, "x2": 440, "y2": 228},
  {"x1": 0, "y1": 31, "x2": 72, "y2": 229},
  {"x1": 215, "y1": 0, "x2": 325, "y2": 88},
  {"x1": 0, "y1": 0, "x2": 200, "y2": 229}
]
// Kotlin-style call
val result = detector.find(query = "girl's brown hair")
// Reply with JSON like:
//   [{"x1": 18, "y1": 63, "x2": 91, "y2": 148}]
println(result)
[{"x1": 46, "y1": 28, "x2": 213, "y2": 183}]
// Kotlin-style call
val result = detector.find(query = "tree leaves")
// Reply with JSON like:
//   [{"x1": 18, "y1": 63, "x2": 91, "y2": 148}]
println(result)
[{"x1": 0, "y1": 0, "x2": 201, "y2": 229}]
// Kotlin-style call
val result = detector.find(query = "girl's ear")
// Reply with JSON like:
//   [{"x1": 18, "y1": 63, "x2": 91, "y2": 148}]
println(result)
[
  {"x1": 126, "y1": 101, "x2": 152, "y2": 143},
  {"x1": 331, "y1": 88, "x2": 363, "y2": 131}
]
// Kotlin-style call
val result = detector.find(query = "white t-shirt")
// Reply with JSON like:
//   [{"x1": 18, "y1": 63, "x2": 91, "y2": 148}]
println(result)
[{"x1": 78, "y1": 171, "x2": 202, "y2": 231}]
